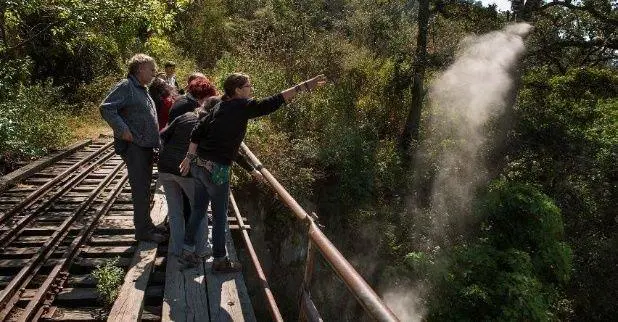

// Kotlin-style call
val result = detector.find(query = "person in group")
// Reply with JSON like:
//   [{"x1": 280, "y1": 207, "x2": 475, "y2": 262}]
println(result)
[
  {"x1": 163, "y1": 61, "x2": 180, "y2": 91},
  {"x1": 99, "y1": 53, "x2": 165, "y2": 243},
  {"x1": 149, "y1": 75, "x2": 177, "y2": 130},
  {"x1": 157, "y1": 77, "x2": 219, "y2": 258},
  {"x1": 179, "y1": 72, "x2": 327, "y2": 272},
  {"x1": 166, "y1": 73, "x2": 215, "y2": 229},
  {"x1": 168, "y1": 73, "x2": 212, "y2": 123}
]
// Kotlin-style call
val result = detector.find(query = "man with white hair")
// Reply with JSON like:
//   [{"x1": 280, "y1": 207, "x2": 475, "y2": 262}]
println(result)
[{"x1": 100, "y1": 53, "x2": 165, "y2": 243}]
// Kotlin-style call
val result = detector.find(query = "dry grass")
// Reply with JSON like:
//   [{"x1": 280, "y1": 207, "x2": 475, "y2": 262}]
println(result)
[{"x1": 66, "y1": 104, "x2": 112, "y2": 142}]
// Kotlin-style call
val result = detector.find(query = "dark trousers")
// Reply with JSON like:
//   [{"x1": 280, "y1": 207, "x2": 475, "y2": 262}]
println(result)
[{"x1": 121, "y1": 142, "x2": 155, "y2": 238}]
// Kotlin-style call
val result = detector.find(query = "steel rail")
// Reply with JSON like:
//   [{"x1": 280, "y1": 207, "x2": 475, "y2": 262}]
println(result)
[
  {"x1": 0, "y1": 139, "x2": 93, "y2": 193},
  {"x1": 240, "y1": 142, "x2": 399, "y2": 322},
  {"x1": 22, "y1": 173, "x2": 129, "y2": 321},
  {"x1": 0, "y1": 161, "x2": 125, "y2": 316},
  {"x1": 229, "y1": 192, "x2": 283, "y2": 322},
  {"x1": 0, "y1": 141, "x2": 113, "y2": 226},
  {"x1": 0, "y1": 150, "x2": 116, "y2": 247}
]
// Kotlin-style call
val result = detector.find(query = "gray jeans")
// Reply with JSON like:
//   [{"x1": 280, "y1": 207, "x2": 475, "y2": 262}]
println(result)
[
  {"x1": 159, "y1": 172, "x2": 209, "y2": 256},
  {"x1": 120, "y1": 142, "x2": 155, "y2": 239}
]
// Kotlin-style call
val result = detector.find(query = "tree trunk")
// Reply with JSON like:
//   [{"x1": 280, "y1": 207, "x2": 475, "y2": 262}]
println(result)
[
  {"x1": 0, "y1": 6, "x2": 7, "y2": 50},
  {"x1": 399, "y1": 0, "x2": 430, "y2": 158}
]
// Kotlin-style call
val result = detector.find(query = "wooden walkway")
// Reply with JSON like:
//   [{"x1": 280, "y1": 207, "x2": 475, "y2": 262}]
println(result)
[{"x1": 109, "y1": 178, "x2": 256, "y2": 321}]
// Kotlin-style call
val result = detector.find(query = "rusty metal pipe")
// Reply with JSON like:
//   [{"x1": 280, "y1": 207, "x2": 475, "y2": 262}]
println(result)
[
  {"x1": 229, "y1": 192, "x2": 283, "y2": 322},
  {"x1": 240, "y1": 142, "x2": 307, "y2": 221},
  {"x1": 308, "y1": 221, "x2": 398, "y2": 321},
  {"x1": 240, "y1": 143, "x2": 399, "y2": 322}
]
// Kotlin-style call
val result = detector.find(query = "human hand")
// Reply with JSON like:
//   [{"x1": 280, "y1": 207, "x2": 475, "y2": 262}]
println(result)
[
  {"x1": 179, "y1": 157, "x2": 191, "y2": 176},
  {"x1": 121, "y1": 130, "x2": 134, "y2": 142},
  {"x1": 306, "y1": 74, "x2": 327, "y2": 90}
]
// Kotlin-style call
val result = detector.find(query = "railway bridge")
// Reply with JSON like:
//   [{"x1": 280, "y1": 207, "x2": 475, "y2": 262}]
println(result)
[{"x1": 0, "y1": 137, "x2": 398, "y2": 321}]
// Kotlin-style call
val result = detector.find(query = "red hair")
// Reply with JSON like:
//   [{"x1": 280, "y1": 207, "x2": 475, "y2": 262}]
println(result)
[{"x1": 187, "y1": 77, "x2": 217, "y2": 100}]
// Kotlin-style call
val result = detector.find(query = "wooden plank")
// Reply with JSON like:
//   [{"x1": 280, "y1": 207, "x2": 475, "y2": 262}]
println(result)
[
  {"x1": 206, "y1": 215, "x2": 256, "y2": 322},
  {"x1": 107, "y1": 180, "x2": 167, "y2": 322},
  {"x1": 80, "y1": 246, "x2": 135, "y2": 256},
  {"x1": 89, "y1": 234, "x2": 135, "y2": 246},
  {"x1": 0, "y1": 139, "x2": 92, "y2": 193},
  {"x1": 161, "y1": 254, "x2": 209, "y2": 322}
]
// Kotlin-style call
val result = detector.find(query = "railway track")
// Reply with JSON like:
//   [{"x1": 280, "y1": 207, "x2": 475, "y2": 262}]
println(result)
[{"x1": 0, "y1": 138, "x2": 166, "y2": 321}]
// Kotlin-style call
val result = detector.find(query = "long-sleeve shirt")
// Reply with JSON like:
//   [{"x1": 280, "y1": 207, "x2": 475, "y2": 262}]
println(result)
[
  {"x1": 159, "y1": 112, "x2": 255, "y2": 176},
  {"x1": 190, "y1": 94, "x2": 285, "y2": 165},
  {"x1": 99, "y1": 75, "x2": 160, "y2": 148},
  {"x1": 168, "y1": 94, "x2": 199, "y2": 125}
]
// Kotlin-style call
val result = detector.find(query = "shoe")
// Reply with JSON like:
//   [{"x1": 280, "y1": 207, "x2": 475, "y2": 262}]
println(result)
[
  {"x1": 179, "y1": 249, "x2": 199, "y2": 269},
  {"x1": 212, "y1": 257, "x2": 242, "y2": 273},
  {"x1": 136, "y1": 231, "x2": 166, "y2": 244}
]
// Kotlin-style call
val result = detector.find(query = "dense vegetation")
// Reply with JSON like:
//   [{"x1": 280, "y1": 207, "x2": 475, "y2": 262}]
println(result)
[{"x1": 1, "y1": 0, "x2": 615, "y2": 320}]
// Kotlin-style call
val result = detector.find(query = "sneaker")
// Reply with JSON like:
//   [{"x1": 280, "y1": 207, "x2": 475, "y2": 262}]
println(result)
[
  {"x1": 179, "y1": 249, "x2": 199, "y2": 269},
  {"x1": 212, "y1": 257, "x2": 242, "y2": 273}
]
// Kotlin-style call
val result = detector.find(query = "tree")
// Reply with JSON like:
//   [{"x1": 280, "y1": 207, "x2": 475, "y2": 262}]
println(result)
[{"x1": 400, "y1": 0, "x2": 430, "y2": 157}]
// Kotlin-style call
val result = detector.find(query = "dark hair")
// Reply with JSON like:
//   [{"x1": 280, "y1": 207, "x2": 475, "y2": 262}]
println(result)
[
  {"x1": 222, "y1": 73, "x2": 250, "y2": 100},
  {"x1": 164, "y1": 61, "x2": 176, "y2": 68},
  {"x1": 188, "y1": 78, "x2": 217, "y2": 100},
  {"x1": 149, "y1": 77, "x2": 169, "y2": 97}
]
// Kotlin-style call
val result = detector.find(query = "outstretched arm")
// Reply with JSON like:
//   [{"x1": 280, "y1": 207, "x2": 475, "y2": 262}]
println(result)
[
  {"x1": 245, "y1": 74, "x2": 328, "y2": 119},
  {"x1": 280, "y1": 74, "x2": 327, "y2": 103}
]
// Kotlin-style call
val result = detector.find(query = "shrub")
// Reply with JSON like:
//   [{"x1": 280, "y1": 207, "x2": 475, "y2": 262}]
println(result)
[
  {"x1": 419, "y1": 180, "x2": 572, "y2": 321},
  {"x1": 0, "y1": 83, "x2": 72, "y2": 159},
  {"x1": 91, "y1": 257, "x2": 124, "y2": 307}
]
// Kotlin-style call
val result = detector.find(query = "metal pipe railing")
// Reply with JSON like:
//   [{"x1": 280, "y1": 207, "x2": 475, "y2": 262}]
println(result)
[
  {"x1": 229, "y1": 192, "x2": 284, "y2": 322},
  {"x1": 240, "y1": 142, "x2": 399, "y2": 322}
]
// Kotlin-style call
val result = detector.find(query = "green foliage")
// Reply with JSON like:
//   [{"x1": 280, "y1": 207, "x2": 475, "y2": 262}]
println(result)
[
  {"x1": 506, "y1": 67, "x2": 618, "y2": 320},
  {"x1": 91, "y1": 257, "x2": 124, "y2": 307},
  {"x1": 421, "y1": 181, "x2": 572, "y2": 321},
  {"x1": 0, "y1": 83, "x2": 71, "y2": 158},
  {"x1": 1, "y1": 0, "x2": 185, "y2": 88},
  {"x1": 0, "y1": 58, "x2": 32, "y2": 98},
  {"x1": 479, "y1": 180, "x2": 573, "y2": 285}
]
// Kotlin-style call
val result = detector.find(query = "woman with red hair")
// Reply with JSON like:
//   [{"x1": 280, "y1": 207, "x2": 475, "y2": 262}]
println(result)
[{"x1": 167, "y1": 77, "x2": 217, "y2": 124}]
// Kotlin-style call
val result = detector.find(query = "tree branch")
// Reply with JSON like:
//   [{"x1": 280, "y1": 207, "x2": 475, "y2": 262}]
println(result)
[
  {"x1": 553, "y1": 37, "x2": 618, "y2": 50},
  {"x1": 0, "y1": 22, "x2": 55, "y2": 54},
  {"x1": 539, "y1": 1, "x2": 618, "y2": 26}
]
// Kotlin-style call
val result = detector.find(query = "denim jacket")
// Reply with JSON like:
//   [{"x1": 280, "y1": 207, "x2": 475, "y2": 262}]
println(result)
[{"x1": 100, "y1": 75, "x2": 160, "y2": 150}]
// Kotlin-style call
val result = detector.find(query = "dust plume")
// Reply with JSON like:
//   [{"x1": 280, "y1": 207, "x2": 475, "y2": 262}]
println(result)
[{"x1": 384, "y1": 23, "x2": 532, "y2": 320}]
